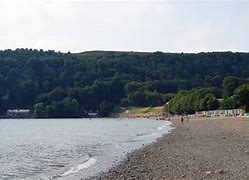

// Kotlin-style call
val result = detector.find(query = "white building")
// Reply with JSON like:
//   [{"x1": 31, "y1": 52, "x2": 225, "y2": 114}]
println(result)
[{"x1": 7, "y1": 109, "x2": 30, "y2": 118}]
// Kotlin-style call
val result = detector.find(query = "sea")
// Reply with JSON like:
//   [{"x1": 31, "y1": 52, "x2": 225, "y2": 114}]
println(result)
[{"x1": 0, "y1": 118, "x2": 172, "y2": 180}]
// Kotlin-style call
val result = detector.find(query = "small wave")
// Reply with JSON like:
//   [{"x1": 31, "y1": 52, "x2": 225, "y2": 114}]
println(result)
[
  {"x1": 136, "y1": 132, "x2": 150, "y2": 136},
  {"x1": 121, "y1": 139, "x2": 143, "y2": 143},
  {"x1": 157, "y1": 125, "x2": 166, "y2": 130},
  {"x1": 60, "y1": 157, "x2": 96, "y2": 177}
]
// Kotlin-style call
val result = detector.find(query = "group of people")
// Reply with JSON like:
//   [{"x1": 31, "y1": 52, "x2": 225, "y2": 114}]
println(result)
[
  {"x1": 180, "y1": 115, "x2": 189, "y2": 124},
  {"x1": 156, "y1": 113, "x2": 190, "y2": 124},
  {"x1": 121, "y1": 112, "x2": 191, "y2": 124},
  {"x1": 156, "y1": 113, "x2": 173, "y2": 121}
]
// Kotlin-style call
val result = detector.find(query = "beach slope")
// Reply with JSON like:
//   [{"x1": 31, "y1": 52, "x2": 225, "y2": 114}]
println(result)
[{"x1": 92, "y1": 117, "x2": 249, "y2": 179}]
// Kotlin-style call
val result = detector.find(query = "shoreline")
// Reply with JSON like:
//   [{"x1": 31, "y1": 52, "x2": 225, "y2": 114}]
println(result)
[{"x1": 89, "y1": 116, "x2": 249, "y2": 179}]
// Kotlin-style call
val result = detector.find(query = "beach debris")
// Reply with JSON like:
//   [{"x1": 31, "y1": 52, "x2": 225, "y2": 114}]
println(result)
[
  {"x1": 181, "y1": 174, "x2": 186, "y2": 177},
  {"x1": 206, "y1": 171, "x2": 212, "y2": 175},
  {"x1": 244, "y1": 151, "x2": 249, "y2": 155},
  {"x1": 222, "y1": 137, "x2": 226, "y2": 139},
  {"x1": 215, "y1": 169, "x2": 225, "y2": 174}
]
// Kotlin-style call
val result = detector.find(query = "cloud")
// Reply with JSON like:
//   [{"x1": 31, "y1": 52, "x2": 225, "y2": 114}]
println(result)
[
  {"x1": 0, "y1": 0, "x2": 248, "y2": 52},
  {"x1": 0, "y1": 0, "x2": 174, "y2": 52}
]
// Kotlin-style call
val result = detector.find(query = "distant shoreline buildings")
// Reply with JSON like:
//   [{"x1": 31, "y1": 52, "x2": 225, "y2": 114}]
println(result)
[
  {"x1": 195, "y1": 109, "x2": 246, "y2": 117},
  {"x1": 7, "y1": 109, "x2": 30, "y2": 118}
]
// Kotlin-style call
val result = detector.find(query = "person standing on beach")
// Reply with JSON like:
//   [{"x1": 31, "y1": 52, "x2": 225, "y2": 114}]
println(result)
[
  {"x1": 187, "y1": 115, "x2": 189, "y2": 123},
  {"x1": 181, "y1": 116, "x2": 184, "y2": 124}
]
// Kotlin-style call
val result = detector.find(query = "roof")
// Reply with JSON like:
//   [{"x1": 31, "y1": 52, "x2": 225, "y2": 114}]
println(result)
[{"x1": 7, "y1": 109, "x2": 30, "y2": 113}]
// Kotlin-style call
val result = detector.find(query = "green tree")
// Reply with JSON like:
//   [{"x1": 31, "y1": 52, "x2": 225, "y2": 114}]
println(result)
[
  {"x1": 99, "y1": 101, "x2": 113, "y2": 117},
  {"x1": 127, "y1": 90, "x2": 147, "y2": 107},
  {"x1": 48, "y1": 87, "x2": 66, "y2": 102},
  {"x1": 145, "y1": 91, "x2": 164, "y2": 106},
  {"x1": 234, "y1": 84, "x2": 249, "y2": 110},
  {"x1": 220, "y1": 97, "x2": 238, "y2": 109},
  {"x1": 199, "y1": 93, "x2": 219, "y2": 111},
  {"x1": 222, "y1": 76, "x2": 239, "y2": 98},
  {"x1": 33, "y1": 103, "x2": 45, "y2": 118}
]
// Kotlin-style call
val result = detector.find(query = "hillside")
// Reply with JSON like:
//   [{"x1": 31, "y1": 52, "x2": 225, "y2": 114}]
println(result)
[{"x1": 0, "y1": 49, "x2": 249, "y2": 117}]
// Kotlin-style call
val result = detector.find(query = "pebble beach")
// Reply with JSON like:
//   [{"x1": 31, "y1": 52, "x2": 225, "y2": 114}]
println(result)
[{"x1": 90, "y1": 116, "x2": 249, "y2": 179}]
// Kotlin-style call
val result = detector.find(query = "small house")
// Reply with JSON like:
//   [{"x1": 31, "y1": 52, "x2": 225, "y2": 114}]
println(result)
[{"x1": 87, "y1": 110, "x2": 98, "y2": 118}]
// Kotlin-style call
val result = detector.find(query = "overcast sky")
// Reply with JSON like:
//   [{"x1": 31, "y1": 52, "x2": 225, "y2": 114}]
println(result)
[{"x1": 0, "y1": 0, "x2": 248, "y2": 53}]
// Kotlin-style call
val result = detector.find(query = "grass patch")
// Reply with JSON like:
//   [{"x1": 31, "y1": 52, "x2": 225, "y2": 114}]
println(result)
[{"x1": 125, "y1": 106, "x2": 164, "y2": 115}]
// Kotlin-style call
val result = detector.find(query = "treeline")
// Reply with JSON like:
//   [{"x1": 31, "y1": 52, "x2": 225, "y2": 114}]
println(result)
[
  {"x1": 1, "y1": 49, "x2": 249, "y2": 117},
  {"x1": 168, "y1": 76, "x2": 249, "y2": 114}
]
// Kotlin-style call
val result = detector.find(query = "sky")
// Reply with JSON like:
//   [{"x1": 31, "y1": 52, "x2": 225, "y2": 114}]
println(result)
[{"x1": 0, "y1": 0, "x2": 249, "y2": 53}]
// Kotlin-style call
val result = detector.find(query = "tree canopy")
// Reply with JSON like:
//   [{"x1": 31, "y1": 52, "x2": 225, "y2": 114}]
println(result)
[{"x1": 1, "y1": 49, "x2": 249, "y2": 117}]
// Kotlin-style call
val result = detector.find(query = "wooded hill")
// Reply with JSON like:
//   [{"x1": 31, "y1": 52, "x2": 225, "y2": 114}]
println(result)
[{"x1": 0, "y1": 49, "x2": 249, "y2": 117}]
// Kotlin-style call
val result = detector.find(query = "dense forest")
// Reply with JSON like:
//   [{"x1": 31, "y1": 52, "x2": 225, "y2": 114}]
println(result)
[{"x1": 1, "y1": 49, "x2": 249, "y2": 117}]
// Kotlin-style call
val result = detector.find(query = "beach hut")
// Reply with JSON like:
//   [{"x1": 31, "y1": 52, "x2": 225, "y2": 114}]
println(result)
[{"x1": 244, "y1": 112, "x2": 249, "y2": 116}]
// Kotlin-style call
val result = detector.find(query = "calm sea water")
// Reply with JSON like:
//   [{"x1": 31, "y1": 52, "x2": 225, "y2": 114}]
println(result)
[{"x1": 0, "y1": 118, "x2": 172, "y2": 180}]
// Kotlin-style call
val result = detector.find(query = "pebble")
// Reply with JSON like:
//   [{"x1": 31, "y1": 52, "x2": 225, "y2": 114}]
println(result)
[
  {"x1": 215, "y1": 169, "x2": 224, "y2": 174},
  {"x1": 206, "y1": 171, "x2": 212, "y2": 175},
  {"x1": 89, "y1": 117, "x2": 249, "y2": 180}
]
